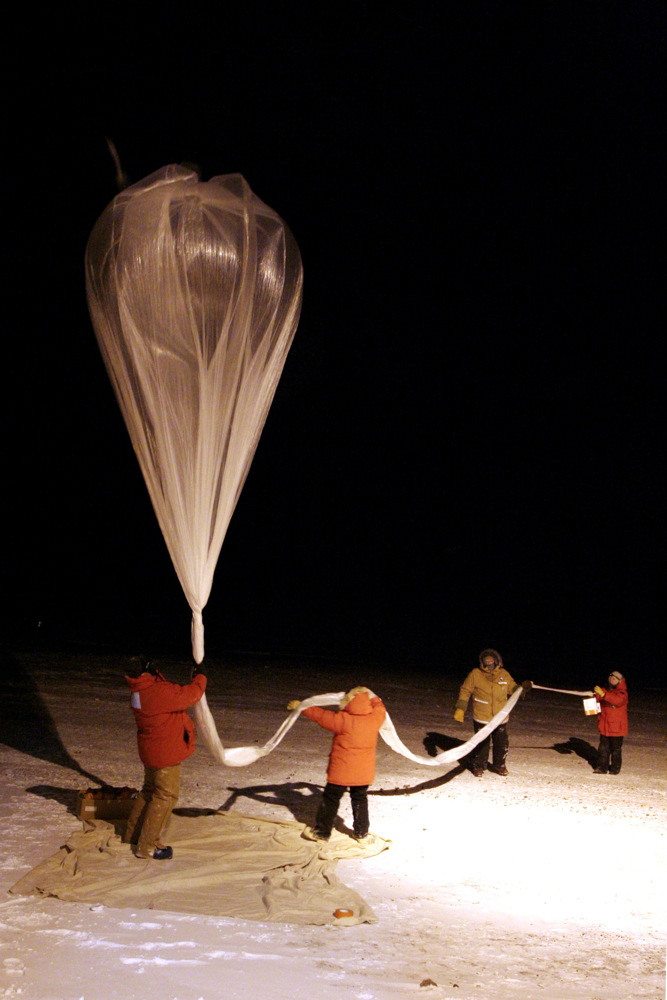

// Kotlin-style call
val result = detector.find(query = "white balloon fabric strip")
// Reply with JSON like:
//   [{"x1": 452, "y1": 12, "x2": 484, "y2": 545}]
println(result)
[
  {"x1": 193, "y1": 687, "x2": 525, "y2": 769},
  {"x1": 531, "y1": 684, "x2": 594, "y2": 696},
  {"x1": 193, "y1": 692, "x2": 345, "y2": 767},
  {"x1": 377, "y1": 687, "x2": 524, "y2": 766},
  {"x1": 86, "y1": 166, "x2": 303, "y2": 665}
]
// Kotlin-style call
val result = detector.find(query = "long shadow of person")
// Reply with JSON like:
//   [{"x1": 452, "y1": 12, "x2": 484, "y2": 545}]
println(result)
[
  {"x1": 552, "y1": 737, "x2": 598, "y2": 767},
  {"x1": 25, "y1": 784, "x2": 81, "y2": 816},
  {"x1": 1, "y1": 651, "x2": 105, "y2": 785}
]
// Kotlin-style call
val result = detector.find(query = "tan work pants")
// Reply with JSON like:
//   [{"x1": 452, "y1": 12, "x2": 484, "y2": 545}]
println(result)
[{"x1": 123, "y1": 764, "x2": 180, "y2": 857}]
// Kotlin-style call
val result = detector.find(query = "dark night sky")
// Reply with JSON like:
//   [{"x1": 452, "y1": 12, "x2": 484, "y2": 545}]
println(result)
[{"x1": 3, "y1": 3, "x2": 662, "y2": 683}]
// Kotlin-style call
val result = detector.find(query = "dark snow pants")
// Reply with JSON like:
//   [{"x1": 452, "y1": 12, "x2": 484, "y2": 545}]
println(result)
[
  {"x1": 596, "y1": 735, "x2": 624, "y2": 774},
  {"x1": 314, "y1": 783, "x2": 369, "y2": 839},
  {"x1": 472, "y1": 721, "x2": 509, "y2": 771}
]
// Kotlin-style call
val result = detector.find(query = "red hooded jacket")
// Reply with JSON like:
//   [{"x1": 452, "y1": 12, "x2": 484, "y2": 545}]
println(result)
[
  {"x1": 302, "y1": 688, "x2": 386, "y2": 786},
  {"x1": 126, "y1": 670, "x2": 207, "y2": 769},
  {"x1": 595, "y1": 677, "x2": 628, "y2": 736}
]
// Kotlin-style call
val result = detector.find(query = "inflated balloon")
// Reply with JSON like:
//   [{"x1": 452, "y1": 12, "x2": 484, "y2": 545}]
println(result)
[{"x1": 86, "y1": 165, "x2": 302, "y2": 662}]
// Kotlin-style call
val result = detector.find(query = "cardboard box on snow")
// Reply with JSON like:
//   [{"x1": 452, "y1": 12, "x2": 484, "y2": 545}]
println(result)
[{"x1": 77, "y1": 788, "x2": 138, "y2": 822}]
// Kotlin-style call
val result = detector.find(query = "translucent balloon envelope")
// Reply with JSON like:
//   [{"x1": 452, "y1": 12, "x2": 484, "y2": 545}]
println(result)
[{"x1": 86, "y1": 165, "x2": 303, "y2": 661}]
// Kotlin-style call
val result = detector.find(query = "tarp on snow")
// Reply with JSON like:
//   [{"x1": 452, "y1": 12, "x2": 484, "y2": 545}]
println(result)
[{"x1": 9, "y1": 812, "x2": 388, "y2": 926}]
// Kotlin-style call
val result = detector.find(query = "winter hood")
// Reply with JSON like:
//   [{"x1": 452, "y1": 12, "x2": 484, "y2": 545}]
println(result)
[
  {"x1": 479, "y1": 648, "x2": 504, "y2": 671},
  {"x1": 339, "y1": 686, "x2": 374, "y2": 714},
  {"x1": 126, "y1": 670, "x2": 164, "y2": 692}
]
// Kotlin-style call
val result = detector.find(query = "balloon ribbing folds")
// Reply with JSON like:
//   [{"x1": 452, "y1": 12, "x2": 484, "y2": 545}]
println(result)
[{"x1": 86, "y1": 165, "x2": 303, "y2": 661}]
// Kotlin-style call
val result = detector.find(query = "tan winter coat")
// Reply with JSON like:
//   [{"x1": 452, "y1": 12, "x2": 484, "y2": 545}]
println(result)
[{"x1": 456, "y1": 666, "x2": 518, "y2": 723}]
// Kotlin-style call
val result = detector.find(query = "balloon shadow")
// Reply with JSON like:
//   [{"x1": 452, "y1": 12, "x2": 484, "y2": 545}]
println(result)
[
  {"x1": 1, "y1": 651, "x2": 105, "y2": 785},
  {"x1": 358, "y1": 731, "x2": 470, "y2": 796},
  {"x1": 371, "y1": 763, "x2": 467, "y2": 796},
  {"x1": 177, "y1": 798, "x2": 358, "y2": 842},
  {"x1": 172, "y1": 807, "x2": 221, "y2": 818},
  {"x1": 423, "y1": 730, "x2": 467, "y2": 756},
  {"x1": 218, "y1": 782, "x2": 324, "y2": 825},
  {"x1": 217, "y1": 730, "x2": 472, "y2": 823},
  {"x1": 365, "y1": 729, "x2": 469, "y2": 791}
]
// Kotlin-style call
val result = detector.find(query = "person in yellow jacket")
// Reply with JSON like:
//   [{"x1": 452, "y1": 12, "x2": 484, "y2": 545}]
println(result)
[{"x1": 454, "y1": 648, "x2": 528, "y2": 777}]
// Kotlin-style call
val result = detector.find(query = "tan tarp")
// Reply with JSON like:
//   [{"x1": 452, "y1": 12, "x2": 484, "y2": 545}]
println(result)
[{"x1": 9, "y1": 812, "x2": 389, "y2": 926}]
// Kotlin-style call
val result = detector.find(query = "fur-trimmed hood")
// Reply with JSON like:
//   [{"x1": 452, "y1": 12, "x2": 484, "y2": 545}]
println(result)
[{"x1": 479, "y1": 648, "x2": 504, "y2": 672}]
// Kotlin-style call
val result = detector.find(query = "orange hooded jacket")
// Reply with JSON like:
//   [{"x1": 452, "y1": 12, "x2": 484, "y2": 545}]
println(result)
[
  {"x1": 301, "y1": 687, "x2": 386, "y2": 786},
  {"x1": 126, "y1": 670, "x2": 207, "y2": 769}
]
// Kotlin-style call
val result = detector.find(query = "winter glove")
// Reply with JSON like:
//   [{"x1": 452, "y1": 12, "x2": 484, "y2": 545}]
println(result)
[
  {"x1": 287, "y1": 699, "x2": 301, "y2": 711},
  {"x1": 454, "y1": 708, "x2": 465, "y2": 723},
  {"x1": 520, "y1": 679, "x2": 533, "y2": 698},
  {"x1": 594, "y1": 685, "x2": 605, "y2": 697}
]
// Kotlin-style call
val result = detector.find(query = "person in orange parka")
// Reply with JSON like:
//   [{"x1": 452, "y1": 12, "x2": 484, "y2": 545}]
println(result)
[
  {"x1": 287, "y1": 686, "x2": 386, "y2": 843},
  {"x1": 592, "y1": 669, "x2": 628, "y2": 774},
  {"x1": 123, "y1": 657, "x2": 207, "y2": 859}
]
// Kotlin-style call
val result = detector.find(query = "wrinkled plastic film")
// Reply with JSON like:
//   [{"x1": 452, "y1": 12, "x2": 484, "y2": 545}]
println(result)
[
  {"x1": 194, "y1": 688, "x2": 525, "y2": 768},
  {"x1": 191, "y1": 611, "x2": 204, "y2": 665},
  {"x1": 192, "y1": 691, "x2": 345, "y2": 767},
  {"x1": 86, "y1": 166, "x2": 302, "y2": 661}
]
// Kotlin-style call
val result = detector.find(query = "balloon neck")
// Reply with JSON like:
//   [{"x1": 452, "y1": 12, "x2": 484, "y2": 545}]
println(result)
[{"x1": 191, "y1": 610, "x2": 204, "y2": 665}]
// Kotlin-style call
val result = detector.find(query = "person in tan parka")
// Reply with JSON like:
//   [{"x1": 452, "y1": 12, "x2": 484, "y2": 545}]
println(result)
[
  {"x1": 287, "y1": 686, "x2": 386, "y2": 843},
  {"x1": 454, "y1": 648, "x2": 530, "y2": 777}
]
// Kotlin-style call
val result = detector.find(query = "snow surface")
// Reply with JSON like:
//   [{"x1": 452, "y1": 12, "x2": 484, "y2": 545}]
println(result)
[{"x1": 1, "y1": 647, "x2": 665, "y2": 1000}]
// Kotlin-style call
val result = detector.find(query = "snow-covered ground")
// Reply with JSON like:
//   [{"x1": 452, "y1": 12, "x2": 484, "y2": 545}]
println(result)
[{"x1": 1, "y1": 646, "x2": 665, "y2": 1000}]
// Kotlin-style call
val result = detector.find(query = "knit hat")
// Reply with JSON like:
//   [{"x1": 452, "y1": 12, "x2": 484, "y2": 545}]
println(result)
[{"x1": 609, "y1": 670, "x2": 624, "y2": 682}]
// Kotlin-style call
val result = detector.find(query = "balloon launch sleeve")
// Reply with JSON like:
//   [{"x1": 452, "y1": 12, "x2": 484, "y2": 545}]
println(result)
[{"x1": 86, "y1": 165, "x2": 303, "y2": 664}]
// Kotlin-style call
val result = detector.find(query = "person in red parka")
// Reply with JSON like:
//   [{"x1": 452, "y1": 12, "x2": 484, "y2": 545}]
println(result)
[
  {"x1": 287, "y1": 686, "x2": 386, "y2": 844},
  {"x1": 123, "y1": 657, "x2": 207, "y2": 859},
  {"x1": 593, "y1": 670, "x2": 628, "y2": 774}
]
